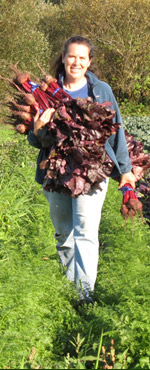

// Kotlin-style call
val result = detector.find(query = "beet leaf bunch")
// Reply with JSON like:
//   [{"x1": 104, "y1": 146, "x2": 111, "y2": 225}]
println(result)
[{"x1": 1, "y1": 64, "x2": 150, "y2": 198}]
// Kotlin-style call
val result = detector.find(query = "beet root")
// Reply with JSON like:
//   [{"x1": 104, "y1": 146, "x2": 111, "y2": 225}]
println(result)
[
  {"x1": 40, "y1": 81, "x2": 48, "y2": 91},
  {"x1": 128, "y1": 198, "x2": 143, "y2": 212},
  {"x1": 8, "y1": 99, "x2": 31, "y2": 113},
  {"x1": 120, "y1": 204, "x2": 129, "y2": 220},
  {"x1": 24, "y1": 93, "x2": 36, "y2": 105},
  {"x1": 16, "y1": 72, "x2": 30, "y2": 84},
  {"x1": 16, "y1": 124, "x2": 26, "y2": 134},
  {"x1": 12, "y1": 110, "x2": 31, "y2": 121},
  {"x1": 128, "y1": 208, "x2": 136, "y2": 219},
  {"x1": 45, "y1": 75, "x2": 57, "y2": 85},
  {"x1": 120, "y1": 197, "x2": 143, "y2": 222}
]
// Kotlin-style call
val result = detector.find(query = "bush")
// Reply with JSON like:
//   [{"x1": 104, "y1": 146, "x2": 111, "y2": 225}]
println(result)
[
  {"x1": 41, "y1": 0, "x2": 150, "y2": 104},
  {"x1": 0, "y1": 0, "x2": 50, "y2": 101},
  {"x1": 1, "y1": 0, "x2": 150, "y2": 109}
]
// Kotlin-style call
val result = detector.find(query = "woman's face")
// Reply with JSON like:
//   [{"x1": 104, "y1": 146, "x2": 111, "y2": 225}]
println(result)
[{"x1": 62, "y1": 43, "x2": 92, "y2": 83}]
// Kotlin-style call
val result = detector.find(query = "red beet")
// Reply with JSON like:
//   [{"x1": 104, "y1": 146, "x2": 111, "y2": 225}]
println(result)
[
  {"x1": 12, "y1": 110, "x2": 31, "y2": 121},
  {"x1": 120, "y1": 204, "x2": 129, "y2": 220},
  {"x1": 16, "y1": 123, "x2": 26, "y2": 134},
  {"x1": 45, "y1": 75, "x2": 57, "y2": 85},
  {"x1": 8, "y1": 99, "x2": 31, "y2": 113},
  {"x1": 9, "y1": 63, "x2": 30, "y2": 84},
  {"x1": 128, "y1": 208, "x2": 136, "y2": 219},
  {"x1": 17, "y1": 72, "x2": 30, "y2": 84},
  {"x1": 24, "y1": 93, "x2": 36, "y2": 105},
  {"x1": 40, "y1": 81, "x2": 48, "y2": 91},
  {"x1": 128, "y1": 198, "x2": 143, "y2": 212}
]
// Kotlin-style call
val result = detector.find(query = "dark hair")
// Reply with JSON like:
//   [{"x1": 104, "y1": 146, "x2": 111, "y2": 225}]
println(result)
[
  {"x1": 52, "y1": 35, "x2": 96, "y2": 79},
  {"x1": 63, "y1": 35, "x2": 95, "y2": 59}
]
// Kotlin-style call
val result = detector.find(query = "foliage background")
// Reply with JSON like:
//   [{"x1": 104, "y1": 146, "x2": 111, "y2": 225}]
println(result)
[
  {"x1": 0, "y1": 0, "x2": 50, "y2": 101},
  {"x1": 42, "y1": 0, "x2": 150, "y2": 104},
  {"x1": 0, "y1": 0, "x2": 150, "y2": 108},
  {"x1": 0, "y1": 0, "x2": 150, "y2": 368}
]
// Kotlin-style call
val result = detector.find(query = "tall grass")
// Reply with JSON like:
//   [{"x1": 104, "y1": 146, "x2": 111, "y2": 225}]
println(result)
[{"x1": 0, "y1": 130, "x2": 150, "y2": 369}]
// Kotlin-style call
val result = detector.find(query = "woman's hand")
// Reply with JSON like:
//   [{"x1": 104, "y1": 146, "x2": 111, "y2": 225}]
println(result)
[
  {"x1": 33, "y1": 108, "x2": 55, "y2": 136},
  {"x1": 119, "y1": 171, "x2": 137, "y2": 190}
]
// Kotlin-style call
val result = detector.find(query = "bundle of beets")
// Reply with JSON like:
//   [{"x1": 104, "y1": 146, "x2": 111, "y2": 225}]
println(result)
[
  {"x1": 119, "y1": 133, "x2": 150, "y2": 221},
  {"x1": 135, "y1": 173, "x2": 150, "y2": 224},
  {"x1": 1, "y1": 64, "x2": 150, "y2": 219}
]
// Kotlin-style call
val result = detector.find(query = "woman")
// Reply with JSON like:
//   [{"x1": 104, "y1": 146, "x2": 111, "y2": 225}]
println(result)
[{"x1": 28, "y1": 35, "x2": 136, "y2": 304}]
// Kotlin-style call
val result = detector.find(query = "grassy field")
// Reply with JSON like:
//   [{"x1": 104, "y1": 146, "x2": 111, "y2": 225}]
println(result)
[{"x1": 0, "y1": 125, "x2": 150, "y2": 369}]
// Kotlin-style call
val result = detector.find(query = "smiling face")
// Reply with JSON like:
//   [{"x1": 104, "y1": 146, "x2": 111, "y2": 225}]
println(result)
[{"x1": 62, "y1": 43, "x2": 92, "y2": 85}]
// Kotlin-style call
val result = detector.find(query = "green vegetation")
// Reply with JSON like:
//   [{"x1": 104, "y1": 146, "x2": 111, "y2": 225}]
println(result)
[
  {"x1": 0, "y1": 0, "x2": 150, "y2": 367},
  {"x1": 0, "y1": 0, "x2": 150, "y2": 109},
  {"x1": 123, "y1": 116, "x2": 150, "y2": 152},
  {"x1": 0, "y1": 0, "x2": 50, "y2": 102},
  {"x1": 42, "y1": 0, "x2": 150, "y2": 105},
  {"x1": 0, "y1": 122, "x2": 150, "y2": 369}
]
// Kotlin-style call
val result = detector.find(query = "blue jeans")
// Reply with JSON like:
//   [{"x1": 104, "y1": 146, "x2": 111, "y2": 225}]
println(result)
[{"x1": 43, "y1": 179, "x2": 109, "y2": 299}]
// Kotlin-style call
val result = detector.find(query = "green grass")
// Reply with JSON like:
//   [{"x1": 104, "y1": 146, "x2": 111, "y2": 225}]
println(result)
[
  {"x1": 0, "y1": 123, "x2": 17, "y2": 144},
  {"x1": 0, "y1": 127, "x2": 150, "y2": 369}
]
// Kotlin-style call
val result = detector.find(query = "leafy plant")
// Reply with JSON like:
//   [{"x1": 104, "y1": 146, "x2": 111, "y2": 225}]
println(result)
[
  {"x1": 123, "y1": 115, "x2": 150, "y2": 152},
  {"x1": 0, "y1": 0, "x2": 50, "y2": 102},
  {"x1": 40, "y1": 0, "x2": 150, "y2": 104}
]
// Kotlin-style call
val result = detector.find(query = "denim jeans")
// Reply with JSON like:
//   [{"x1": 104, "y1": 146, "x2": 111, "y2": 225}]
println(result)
[{"x1": 43, "y1": 178, "x2": 109, "y2": 299}]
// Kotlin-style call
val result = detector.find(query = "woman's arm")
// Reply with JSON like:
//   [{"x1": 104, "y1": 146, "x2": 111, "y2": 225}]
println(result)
[
  {"x1": 27, "y1": 108, "x2": 55, "y2": 149},
  {"x1": 105, "y1": 87, "x2": 136, "y2": 189}
]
